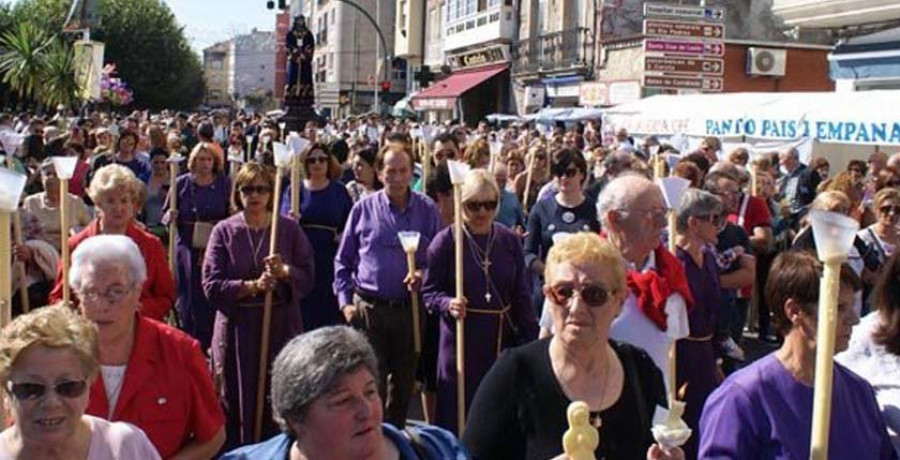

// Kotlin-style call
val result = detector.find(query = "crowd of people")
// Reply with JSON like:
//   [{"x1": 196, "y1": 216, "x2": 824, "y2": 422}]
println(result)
[{"x1": 0, "y1": 107, "x2": 899, "y2": 459}]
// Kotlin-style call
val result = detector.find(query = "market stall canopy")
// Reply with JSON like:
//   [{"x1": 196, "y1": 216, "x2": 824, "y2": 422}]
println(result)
[
  {"x1": 410, "y1": 64, "x2": 508, "y2": 112},
  {"x1": 522, "y1": 107, "x2": 605, "y2": 124},
  {"x1": 604, "y1": 91, "x2": 900, "y2": 146}
]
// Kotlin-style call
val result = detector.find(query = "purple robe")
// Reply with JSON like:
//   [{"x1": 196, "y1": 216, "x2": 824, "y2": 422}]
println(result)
[
  {"x1": 202, "y1": 213, "x2": 315, "y2": 450},
  {"x1": 279, "y1": 180, "x2": 353, "y2": 330},
  {"x1": 699, "y1": 353, "x2": 897, "y2": 459},
  {"x1": 163, "y1": 173, "x2": 231, "y2": 351},
  {"x1": 674, "y1": 246, "x2": 721, "y2": 460},
  {"x1": 422, "y1": 223, "x2": 538, "y2": 435}
]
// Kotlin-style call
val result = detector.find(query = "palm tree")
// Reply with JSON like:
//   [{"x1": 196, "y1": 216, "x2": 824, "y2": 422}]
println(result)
[
  {"x1": 41, "y1": 39, "x2": 79, "y2": 108},
  {"x1": 0, "y1": 22, "x2": 52, "y2": 103}
]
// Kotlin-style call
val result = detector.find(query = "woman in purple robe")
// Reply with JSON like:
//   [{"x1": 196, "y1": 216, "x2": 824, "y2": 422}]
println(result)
[
  {"x1": 422, "y1": 169, "x2": 538, "y2": 435},
  {"x1": 202, "y1": 162, "x2": 315, "y2": 449},
  {"x1": 163, "y1": 142, "x2": 231, "y2": 351},
  {"x1": 672, "y1": 189, "x2": 723, "y2": 459},
  {"x1": 280, "y1": 142, "x2": 353, "y2": 330}
]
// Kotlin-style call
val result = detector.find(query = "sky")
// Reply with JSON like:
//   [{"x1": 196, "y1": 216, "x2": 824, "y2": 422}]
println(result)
[{"x1": 160, "y1": 0, "x2": 278, "y2": 53}]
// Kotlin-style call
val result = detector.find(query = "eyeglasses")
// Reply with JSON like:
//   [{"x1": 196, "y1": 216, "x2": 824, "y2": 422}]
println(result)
[
  {"x1": 77, "y1": 285, "x2": 133, "y2": 304},
  {"x1": 547, "y1": 282, "x2": 611, "y2": 308},
  {"x1": 464, "y1": 200, "x2": 498, "y2": 213},
  {"x1": 307, "y1": 155, "x2": 328, "y2": 164},
  {"x1": 5, "y1": 380, "x2": 88, "y2": 401},
  {"x1": 696, "y1": 214, "x2": 723, "y2": 226},
  {"x1": 556, "y1": 168, "x2": 581, "y2": 179},
  {"x1": 435, "y1": 149, "x2": 456, "y2": 159},
  {"x1": 240, "y1": 185, "x2": 272, "y2": 195},
  {"x1": 619, "y1": 208, "x2": 668, "y2": 226},
  {"x1": 880, "y1": 205, "x2": 900, "y2": 215}
]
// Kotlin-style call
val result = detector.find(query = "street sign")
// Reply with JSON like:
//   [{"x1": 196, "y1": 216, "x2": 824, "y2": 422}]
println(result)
[
  {"x1": 643, "y1": 39, "x2": 724, "y2": 57},
  {"x1": 643, "y1": 75, "x2": 723, "y2": 92},
  {"x1": 643, "y1": 3, "x2": 725, "y2": 22},
  {"x1": 645, "y1": 56, "x2": 724, "y2": 76},
  {"x1": 644, "y1": 19, "x2": 725, "y2": 40}
]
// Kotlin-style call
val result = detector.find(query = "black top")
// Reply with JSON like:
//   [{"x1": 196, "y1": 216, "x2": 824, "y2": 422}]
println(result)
[
  {"x1": 523, "y1": 196, "x2": 601, "y2": 269},
  {"x1": 462, "y1": 338, "x2": 666, "y2": 460}
]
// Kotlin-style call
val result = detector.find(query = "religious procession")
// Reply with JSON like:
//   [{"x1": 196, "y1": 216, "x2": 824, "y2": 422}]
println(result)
[{"x1": 2, "y1": 0, "x2": 900, "y2": 459}]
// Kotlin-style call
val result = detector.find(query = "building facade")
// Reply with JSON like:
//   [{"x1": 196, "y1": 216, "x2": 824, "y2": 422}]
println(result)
[
  {"x1": 511, "y1": 0, "x2": 597, "y2": 112},
  {"x1": 203, "y1": 41, "x2": 231, "y2": 107},
  {"x1": 228, "y1": 29, "x2": 277, "y2": 110}
]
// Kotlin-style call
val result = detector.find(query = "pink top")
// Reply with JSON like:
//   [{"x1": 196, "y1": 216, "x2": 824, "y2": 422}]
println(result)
[{"x1": 0, "y1": 415, "x2": 160, "y2": 460}]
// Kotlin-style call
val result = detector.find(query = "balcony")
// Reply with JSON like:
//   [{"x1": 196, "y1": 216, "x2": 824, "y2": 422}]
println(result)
[
  {"x1": 772, "y1": 0, "x2": 900, "y2": 28},
  {"x1": 444, "y1": 5, "x2": 516, "y2": 52},
  {"x1": 511, "y1": 27, "x2": 595, "y2": 77}
]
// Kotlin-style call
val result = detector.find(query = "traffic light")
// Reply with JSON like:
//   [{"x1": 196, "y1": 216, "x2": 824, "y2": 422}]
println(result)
[
  {"x1": 380, "y1": 81, "x2": 391, "y2": 92},
  {"x1": 414, "y1": 67, "x2": 435, "y2": 88},
  {"x1": 266, "y1": 0, "x2": 288, "y2": 9}
]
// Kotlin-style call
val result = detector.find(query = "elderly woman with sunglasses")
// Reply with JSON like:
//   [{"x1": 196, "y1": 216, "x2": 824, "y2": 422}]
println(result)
[
  {"x1": 68, "y1": 235, "x2": 226, "y2": 459},
  {"x1": 278, "y1": 142, "x2": 353, "y2": 331},
  {"x1": 422, "y1": 169, "x2": 538, "y2": 434},
  {"x1": 463, "y1": 232, "x2": 682, "y2": 460},
  {"x1": 671, "y1": 189, "x2": 725, "y2": 459},
  {"x1": 202, "y1": 162, "x2": 315, "y2": 448},
  {"x1": 0, "y1": 306, "x2": 160, "y2": 459}
]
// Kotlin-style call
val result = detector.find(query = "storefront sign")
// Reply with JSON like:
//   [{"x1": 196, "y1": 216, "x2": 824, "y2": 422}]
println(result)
[
  {"x1": 447, "y1": 46, "x2": 510, "y2": 69},
  {"x1": 412, "y1": 97, "x2": 455, "y2": 111}
]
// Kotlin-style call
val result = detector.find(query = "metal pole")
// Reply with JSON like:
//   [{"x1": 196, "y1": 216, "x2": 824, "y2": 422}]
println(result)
[{"x1": 374, "y1": 0, "x2": 381, "y2": 113}]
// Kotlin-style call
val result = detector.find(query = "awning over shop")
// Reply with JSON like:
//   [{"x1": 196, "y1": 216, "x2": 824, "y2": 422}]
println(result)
[
  {"x1": 603, "y1": 91, "x2": 900, "y2": 147},
  {"x1": 411, "y1": 64, "x2": 508, "y2": 112}
]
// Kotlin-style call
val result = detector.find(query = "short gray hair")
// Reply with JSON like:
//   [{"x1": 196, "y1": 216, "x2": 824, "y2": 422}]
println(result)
[
  {"x1": 676, "y1": 189, "x2": 722, "y2": 233},
  {"x1": 69, "y1": 235, "x2": 147, "y2": 290},
  {"x1": 271, "y1": 326, "x2": 379, "y2": 433},
  {"x1": 596, "y1": 173, "x2": 654, "y2": 229}
]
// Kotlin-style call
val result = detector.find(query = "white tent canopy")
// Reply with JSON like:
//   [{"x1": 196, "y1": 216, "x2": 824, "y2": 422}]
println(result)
[{"x1": 603, "y1": 91, "x2": 900, "y2": 147}]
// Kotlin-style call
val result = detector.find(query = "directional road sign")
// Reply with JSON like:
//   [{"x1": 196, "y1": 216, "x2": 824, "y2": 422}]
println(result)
[
  {"x1": 643, "y1": 3, "x2": 725, "y2": 22},
  {"x1": 643, "y1": 75, "x2": 723, "y2": 92},
  {"x1": 644, "y1": 56, "x2": 724, "y2": 76},
  {"x1": 643, "y1": 39, "x2": 724, "y2": 57},
  {"x1": 644, "y1": 19, "x2": 725, "y2": 40}
]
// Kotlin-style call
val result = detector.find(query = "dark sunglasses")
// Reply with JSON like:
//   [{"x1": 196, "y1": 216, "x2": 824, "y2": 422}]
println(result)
[
  {"x1": 6, "y1": 380, "x2": 88, "y2": 401},
  {"x1": 556, "y1": 168, "x2": 581, "y2": 179},
  {"x1": 240, "y1": 185, "x2": 272, "y2": 195},
  {"x1": 696, "y1": 214, "x2": 723, "y2": 226},
  {"x1": 435, "y1": 149, "x2": 457, "y2": 159},
  {"x1": 464, "y1": 200, "x2": 498, "y2": 212},
  {"x1": 880, "y1": 205, "x2": 900, "y2": 215},
  {"x1": 547, "y1": 282, "x2": 610, "y2": 308},
  {"x1": 307, "y1": 155, "x2": 328, "y2": 164}
]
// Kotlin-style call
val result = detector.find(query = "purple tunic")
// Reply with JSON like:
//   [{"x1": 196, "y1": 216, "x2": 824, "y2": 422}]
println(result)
[
  {"x1": 699, "y1": 353, "x2": 897, "y2": 459},
  {"x1": 279, "y1": 180, "x2": 353, "y2": 330},
  {"x1": 201, "y1": 213, "x2": 315, "y2": 450},
  {"x1": 422, "y1": 223, "x2": 538, "y2": 434},
  {"x1": 334, "y1": 190, "x2": 441, "y2": 305},
  {"x1": 163, "y1": 173, "x2": 231, "y2": 351},
  {"x1": 674, "y1": 246, "x2": 721, "y2": 460}
]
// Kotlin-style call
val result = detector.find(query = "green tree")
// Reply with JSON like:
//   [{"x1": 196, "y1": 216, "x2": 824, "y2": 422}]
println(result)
[
  {"x1": 6, "y1": 0, "x2": 206, "y2": 110},
  {"x1": 41, "y1": 39, "x2": 79, "y2": 108},
  {"x1": 0, "y1": 22, "x2": 52, "y2": 103}
]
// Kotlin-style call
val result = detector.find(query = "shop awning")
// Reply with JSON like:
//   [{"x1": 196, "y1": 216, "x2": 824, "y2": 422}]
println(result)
[{"x1": 411, "y1": 64, "x2": 508, "y2": 111}]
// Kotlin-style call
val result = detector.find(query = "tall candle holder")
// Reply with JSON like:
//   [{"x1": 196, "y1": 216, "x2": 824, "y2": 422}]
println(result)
[
  {"x1": 52, "y1": 157, "x2": 78, "y2": 306},
  {"x1": 447, "y1": 159, "x2": 470, "y2": 435}
]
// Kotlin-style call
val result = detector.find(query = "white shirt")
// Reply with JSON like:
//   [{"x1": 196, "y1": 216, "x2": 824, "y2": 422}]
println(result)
[
  {"x1": 101, "y1": 365, "x2": 127, "y2": 418},
  {"x1": 836, "y1": 312, "x2": 900, "y2": 456}
]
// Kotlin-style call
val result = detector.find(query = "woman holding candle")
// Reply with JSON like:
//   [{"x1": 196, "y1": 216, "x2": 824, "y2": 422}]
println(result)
[
  {"x1": 48, "y1": 164, "x2": 175, "y2": 321},
  {"x1": 672, "y1": 188, "x2": 724, "y2": 460},
  {"x1": 463, "y1": 232, "x2": 682, "y2": 460},
  {"x1": 422, "y1": 169, "x2": 538, "y2": 435},
  {"x1": 202, "y1": 162, "x2": 315, "y2": 449},
  {"x1": 22, "y1": 158, "x2": 91, "y2": 253},
  {"x1": 698, "y1": 251, "x2": 895, "y2": 459},
  {"x1": 513, "y1": 144, "x2": 551, "y2": 211},
  {"x1": 163, "y1": 142, "x2": 231, "y2": 351},
  {"x1": 279, "y1": 142, "x2": 353, "y2": 331}
]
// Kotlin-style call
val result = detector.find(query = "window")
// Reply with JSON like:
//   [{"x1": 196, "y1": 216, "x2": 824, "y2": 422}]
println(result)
[
  {"x1": 210, "y1": 59, "x2": 223, "y2": 70},
  {"x1": 400, "y1": 0, "x2": 408, "y2": 27}
]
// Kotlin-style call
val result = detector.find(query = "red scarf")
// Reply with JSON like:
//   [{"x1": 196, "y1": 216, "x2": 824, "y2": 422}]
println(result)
[{"x1": 625, "y1": 244, "x2": 694, "y2": 331}]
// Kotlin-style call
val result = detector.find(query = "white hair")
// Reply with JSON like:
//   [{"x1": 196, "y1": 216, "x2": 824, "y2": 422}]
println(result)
[
  {"x1": 69, "y1": 235, "x2": 147, "y2": 290},
  {"x1": 596, "y1": 173, "x2": 655, "y2": 229}
]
